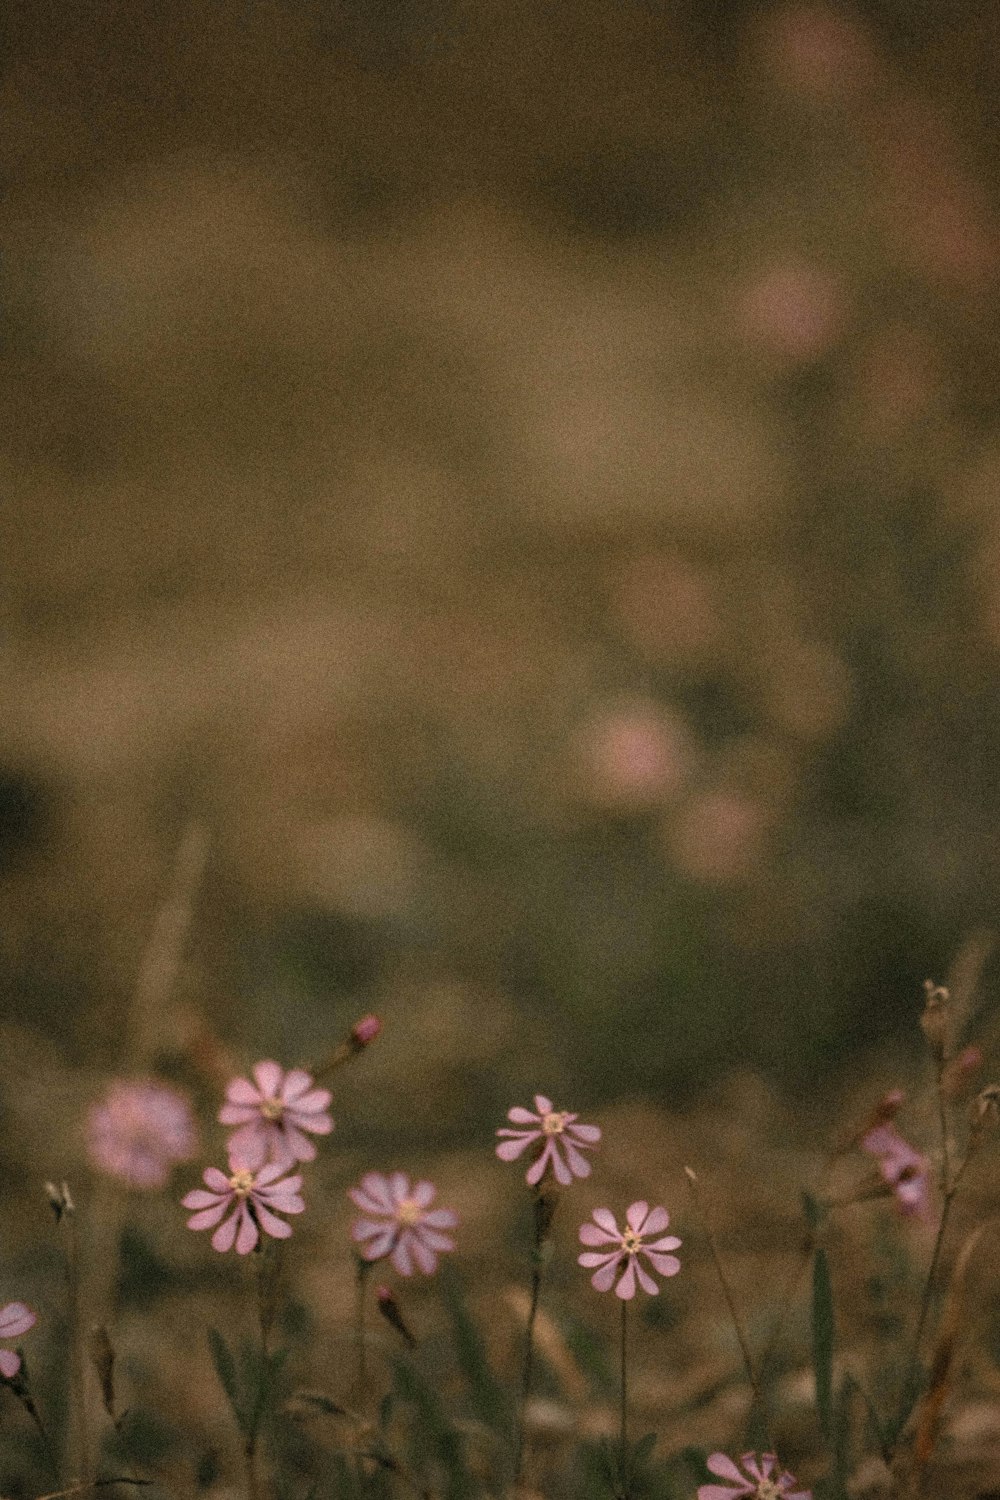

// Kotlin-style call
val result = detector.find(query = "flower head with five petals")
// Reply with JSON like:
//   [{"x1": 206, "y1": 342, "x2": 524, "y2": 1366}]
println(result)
[
  {"x1": 578, "y1": 1201, "x2": 681, "y2": 1299},
  {"x1": 495, "y1": 1095, "x2": 601, "y2": 1187}
]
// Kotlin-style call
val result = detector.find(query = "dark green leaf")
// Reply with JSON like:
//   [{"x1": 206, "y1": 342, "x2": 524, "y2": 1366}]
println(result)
[
  {"x1": 440, "y1": 1265, "x2": 513, "y2": 1435},
  {"x1": 812, "y1": 1248, "x2": 835, "y2": 1444},
  {"x1": 207, "y1": 1328, "x2": 248, "y2": 1436}
]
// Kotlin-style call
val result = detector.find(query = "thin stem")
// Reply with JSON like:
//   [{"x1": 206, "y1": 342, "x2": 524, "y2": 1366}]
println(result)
[
  {"x1": 685, "y1": 1168, "x2": 774, "y2": 1451},
  {"x1": 64, "y1": 1208, "x2": 91, "y2": 1485},
  {"x1": 512, "y1": 1187, "x2": 557, "y2": 1497},
  {"x1": 619, "y1": 1298, "x2": 629, "y2": 1500},
  {"x1": 354, "y1": 1256, "x2": 371, "y2": 1406},
  {"x1": 512, "y1": 1257, "x2": 543, "y2": 1495}
]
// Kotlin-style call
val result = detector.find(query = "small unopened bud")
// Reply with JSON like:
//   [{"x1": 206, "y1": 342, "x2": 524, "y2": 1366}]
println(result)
[
  {"x1": 350, "y1": 1015, "x2": 382, "y2": 1051},
  {"x1": 44, "y1": 1181, "x2": 74, "y2": 1222},
  {"x1": 869, "y1": 1089, "x2": 906, "y2": 1127},
  {"x1": 920, "y1": 980, "x2": 950, "y2": 1059},
  {"x1": 942, "y1": 1045, "x2": 984, "y2": 1101},
  {"x1": 376, "y1": 1284, "x2": 416, "y2": 1347}
]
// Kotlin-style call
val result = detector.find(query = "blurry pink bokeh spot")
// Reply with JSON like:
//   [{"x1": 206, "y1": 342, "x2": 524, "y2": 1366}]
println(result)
[
  {"x1": 670, "y1": 791, "x2": 768, "y2": 883},
  {"x1": 577, "y1": 701, "x2": 690, "y2": 811},
  {"x1": 741, "y1": 261, "x2": 844, "y2": 364}
]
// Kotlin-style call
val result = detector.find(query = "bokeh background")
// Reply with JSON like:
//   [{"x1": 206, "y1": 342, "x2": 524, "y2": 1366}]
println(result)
[
  {"x1": 7, "y1": 0, "x2": 1000, "y2": 1109},
  {"x1": 7, "y1": 2, "x2": 1000, "y2": 1494}
]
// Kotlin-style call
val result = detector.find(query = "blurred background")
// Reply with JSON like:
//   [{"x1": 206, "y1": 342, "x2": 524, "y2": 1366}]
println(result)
[{"x1": 6, "y1": 0, "x2": 1000, "y2": 1134}]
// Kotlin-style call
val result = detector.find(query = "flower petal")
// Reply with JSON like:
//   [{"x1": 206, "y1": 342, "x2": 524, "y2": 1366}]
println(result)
[
  {"x1": 633, "y1": 1260, "x2": 660, "y2": 1296},
  {"x1": 410, "y1": 1236, "x2": 438, "y2": 1275},
  {"x1": 182, "y1": 1188, "x2": 227, "y2": 1210},
  {"x1": 203, "y1": 1167, "x2": 232, "y2": 1193},
  {"x1": 218, "y1": 1103, "x2": 259, "y2": 1125},
  {"x1": 389, "y1": 1172, "x2": 411, "y2": 1206},
  {"x1": 234, "y1": 1205, "x2": 259, "y2": 1254},
  {"x1": 355, "y1": 1226, "x2": 396, "y2": 1260},
  {"x1": 645, "y1": 1234, "x2": 682, "y2": 1253},
  {"x1": 643, "y1": 1250, "x2": 681, "y2": 1277},
  {"x1": 225, "y1": 1122, "x2": 269, "y2": 1171},
  {"x1": 506, "y1": 1106, "x2": 541, "y2": 1125},
  {"x1": 579, "y1": 1222, "x2": 621, "y2": 1247},
  {"x1": 590, "y1": 1259, "x2": 620, "y2": 1292},
  {"x1": 533, "y1": 1095, "x2": 554, "y2": 1115},
  {"x1": 422, "y1": 1208, "x2": 458, "y2": 1229},
  {"x1": 188, "y1": 1201, "x2": 230, "y2": 1231},
  {"x1": 252, "y1": 1060, "x2": 285, "y2": 1099},
  {"x1": 496, "y1": 1136, "x2": 536, "y2": 1161},
  {"x1": 211, "y1": 1210, "x2": 240, "y2": 1252},
  {"x1": 640, "y1": 1206, "x2": 670, "y2": 1235},
  {"x1": 255, "y1": 1203, "x2": 294, "y2": 1240},
  {"x1": 578, "y1": 1251, "x2": 620, "y2": 1269},
  {"x1": 0, "y1": 1303, "x2": 35, "y2": 1339},
  {"x1": 224, "y1": 1077, "x2": 263, "y2": 1106},
  {"x1": 615, "y1": 1260, "x2": 638, "y2": 1299},
  {"x1": 561, "y1": 1140, "x2": 592, "y2": 1178},
  {"x1": 706, "y1": 1454, "x2": 749, "y2": 1482},
  {"x1": 591, "y1": 1207, "x2": 620, "y2": 1236},
  {"x1": 566, "y1": 1122, "x2": 601, "y2": 1143},
  {"x1": 0, "y1": 1348, "x2": 21, "y2": 1378},
  {"x1": 626, "y1": 1201, "x2": 650, "y2": 1232},
  {"x1": 279, "y1": 1068, "x2": 315, "y2": 1103},
  {"x1": 391, "y1": 1236, "x2": 414, "y2": 1276}
]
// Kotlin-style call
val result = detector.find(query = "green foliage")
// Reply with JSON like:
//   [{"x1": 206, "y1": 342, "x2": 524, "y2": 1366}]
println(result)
[
  {"x1": 440, "y1": 1265, "x2": 514, "y2": 1437},
  {"x1": 206, "y1": 1328, "x2": 288, "y2": 1444},
  {"x1": 812, "y1": 1247, "x2": 836, "y2": 1446}
]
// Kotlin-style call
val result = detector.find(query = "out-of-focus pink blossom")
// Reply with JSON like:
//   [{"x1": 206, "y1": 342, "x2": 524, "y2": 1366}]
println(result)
[
  {"x1": 758, "y1": 2, "x2": 878, "y2": 105},
  {"x1": 86, "y1": 1080, "x2": 198, "y2": 1190},
  {"x1": 576, "y1": 701, "x2": 689, "y2": 811},
  {"x1": 578, "y1": 1201, "x2": 681, "y2": 1299},
  {"x1": 670, "y1": 791, "x2": 767, "y2": 883},
  {"x1": 219, "y1": 1061, "x2": 333, "y2": 1171},
  {"x1": 861, "y1": 1123, "x2": 931, "y2": 1218},
  {"x1": 496, "y1": 1096, "x2": 601, "y2": 1187},
  {"x1": 741, "y1": 262, "x2": 844, "y2": 364},
  {"x1": 0, "y1": 1302, "x2": 36, "y2": 1379},
  {"x1": 698, "y1": 1450, "x2": 811, "y2": 1499},
  {"x1": 182, "y1": 1156, "x2": 305, "y2": 1254},
  {"x1": 349, "y1": 1172, "x2": 457, "y2": 1277}
]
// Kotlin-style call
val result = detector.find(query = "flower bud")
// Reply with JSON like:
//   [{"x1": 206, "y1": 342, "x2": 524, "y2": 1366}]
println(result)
[
  {"x1": 44, "y1": 1180, "x2": 74, "y2": 1222},
  {"x1": 920, "y1": 980, "x2": 950, "y2": 1059},
  {"x1": 972, "y1": 1083, "x2": 1000, "y2": 1128},
  {"x1": 376, "y1": 1284, "x2": 416, "y2": 1347},
  {"x1": 350, "y1": 1015, "x2": 382, "y2": 1051},
  {"x1": 868, "y1": 1089, "x2": 906, "y2": 1126}
]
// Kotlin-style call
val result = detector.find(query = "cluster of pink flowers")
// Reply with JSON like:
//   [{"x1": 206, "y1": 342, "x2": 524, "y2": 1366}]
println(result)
[{"x1": 177, "y1": 1017, "x2": 380, "y2": 1255}]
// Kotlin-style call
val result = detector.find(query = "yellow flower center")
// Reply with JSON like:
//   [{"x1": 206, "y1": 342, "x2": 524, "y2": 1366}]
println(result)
[
  {"x1": 541, "y1": 1110, "x2": 570, "y2": 1136},
  {"x1": 621, "y1": 1228, "x2": 642, "y2": 1255},
  {"x1": 228, "y1": 1169, "x2": 255, "y2": 1197},
  {"x1": 756, "y1": 1482, "x2": 781, "y2": 1500},
  {"x1": 260, "y1": 1096, "x2": 284, "y2": 1122},
  {"x1": 396, "y1": 1197, "x2": 423, "y2": 1227}
]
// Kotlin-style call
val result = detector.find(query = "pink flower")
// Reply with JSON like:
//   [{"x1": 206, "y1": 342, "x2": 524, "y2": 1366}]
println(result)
[
  {"x1": 182, "y1": 1155, "x2": 305, "y2": 1254},
  {"x1": 349, "y1": 1172, "x2": 458, "y2": 1277},
  {"x1": 86, "y1": 1080, "x2": 198, "y2": 1189},
  {"x1": 219, "y1": 1061, "x2": 333, "y2": 1171},
  {"x1": 0, "y1": 1302, "x2": 36, "y2": 1380},
  {"x1": 698, "y1": 1450, "x2": 811, "y2": 1499},
  {"x1": 351, "y1": 1015, "x2": 382, "y2": 1048},
  {"x1": 578, "y1": 1202, "x2": 682, "y2": 1299},
  {"x1": 495, "y1": 1095, "x2": 601, "y2": 1186},
  {"x1": 861, "y1": 1123, "x2": 931, "y2": 1218}
]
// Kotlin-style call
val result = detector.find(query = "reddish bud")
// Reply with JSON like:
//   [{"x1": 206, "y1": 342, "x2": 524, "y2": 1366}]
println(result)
[
  {"x1": 867, "y1": 1089, "x2": 906, "y2": 1128},
  {"x1": 351, "y1": 1015, "x2": 382, "y2": 1050},
  {"x1": 376, "y1": 1284, "x2": 416, "y2": 1346}
]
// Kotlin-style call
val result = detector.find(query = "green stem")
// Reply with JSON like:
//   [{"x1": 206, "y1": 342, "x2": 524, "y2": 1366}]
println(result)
[
  {"x1": 355, "y1": 1256, "x2": 371, "y2": 1406},
  {"x1": 512, "y1": 1187, "x2": 557, "y2": 1497},
  {"x1": 619, "y1": 1298, "x2": 629, "y2": 1500}
]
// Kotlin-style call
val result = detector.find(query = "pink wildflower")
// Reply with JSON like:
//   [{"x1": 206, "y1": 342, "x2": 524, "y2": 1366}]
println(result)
[
  {"x1": 698, "y1": 1450, "x2": 811, "y2": 1499},
  {"x1": 349, "y1": 1172, "x2": 458, "y2": 1277},
  {"x1": 218, "y1": 1061, "x2": 333, "y2": 1171},
  {"x1": 578, "y1": 1201, "x2": 681, "y2": 1299},
  {"x1": 0, "y1": 1302, "x2": 36, "y2": 1380},
  {"x1": 182, "y1": 1155, "x2": 305, "y2": 1254},
  {"x1": 495, "y1": 1095, "x2": 601, "y2": 1186},
  {"x1": 86, "y1": 1080, "x2": 197, "y2": 1189},
  {"x1": 861, "y1": 1123, "x2": 931, "y2": 1218}
]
